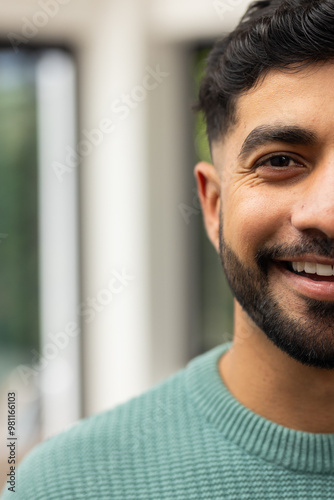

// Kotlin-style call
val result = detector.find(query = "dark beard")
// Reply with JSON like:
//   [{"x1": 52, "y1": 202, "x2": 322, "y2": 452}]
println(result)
[{"x1": 219, "y1": 221, "x2": 334, "y2": 369}]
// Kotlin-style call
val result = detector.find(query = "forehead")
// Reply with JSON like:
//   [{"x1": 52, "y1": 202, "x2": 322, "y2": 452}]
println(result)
[
  {"x1": 212, "y1": 62, "x2": 334, "y2": 168},
  {"x1": 237, "y1": 63, "x2": 334, "y2": 129}
]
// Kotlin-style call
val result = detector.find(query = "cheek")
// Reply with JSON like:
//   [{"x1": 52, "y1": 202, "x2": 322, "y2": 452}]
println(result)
[{"x1": 222, "y1": 189, "x2": 289, "y2": 259}]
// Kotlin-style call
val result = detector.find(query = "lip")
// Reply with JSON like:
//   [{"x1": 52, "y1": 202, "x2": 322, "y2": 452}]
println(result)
[{"x1": 273, "y1": 261, "x2": 334, "y2": 301}]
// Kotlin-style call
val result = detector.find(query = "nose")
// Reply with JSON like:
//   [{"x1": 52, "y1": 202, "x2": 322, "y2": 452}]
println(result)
[{"x1": 291, "y1": 162, "x2": 334, "y2": 239}]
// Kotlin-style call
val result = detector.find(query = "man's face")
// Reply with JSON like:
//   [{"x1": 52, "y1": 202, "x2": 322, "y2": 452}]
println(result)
[{"x1": 196, "y1": 62, "x2": 334, "y2": 368}]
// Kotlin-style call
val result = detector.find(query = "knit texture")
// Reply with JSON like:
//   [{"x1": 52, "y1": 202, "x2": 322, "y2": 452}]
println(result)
[{"x1": 2, "y1": 342, "x2": 334, "y2": 499}]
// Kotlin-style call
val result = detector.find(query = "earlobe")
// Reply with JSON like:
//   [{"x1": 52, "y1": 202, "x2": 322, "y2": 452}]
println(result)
[{"x1": 194, "y1": 161, "x2": 221, "y2": 252}]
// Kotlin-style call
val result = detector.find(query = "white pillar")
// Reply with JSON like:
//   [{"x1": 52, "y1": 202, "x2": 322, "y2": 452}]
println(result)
[
  {"x1": 36, "y1": 50, "x2": 81, "y2": 438},
  {"x1": 81, "y1": 0, "x2": 152, "y2": 415}
]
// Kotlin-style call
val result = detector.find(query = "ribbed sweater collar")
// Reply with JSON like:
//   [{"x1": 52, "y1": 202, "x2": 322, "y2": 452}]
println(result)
[{"x1": 185, "y1": 342, "x2": 334, "y2": 474}]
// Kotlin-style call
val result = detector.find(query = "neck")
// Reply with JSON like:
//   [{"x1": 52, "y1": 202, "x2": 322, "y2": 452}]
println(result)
[{"x1": 219, "y1": 301, "x2": 334, "y2": 433}]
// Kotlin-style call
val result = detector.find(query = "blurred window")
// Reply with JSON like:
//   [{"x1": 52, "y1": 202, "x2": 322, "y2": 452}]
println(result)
[
  {"x1": 193, "y1": 46, "x2": 234, "y2": 353},
  {"x1": 0, "y1": 47, "x2": 78, "y2": 488},
  {"x1": 0, "y1": 46, "x2": 41, "y2": 483},
  {"x1": 0, "y1": 49, "x2": 39, "y2": 380}
]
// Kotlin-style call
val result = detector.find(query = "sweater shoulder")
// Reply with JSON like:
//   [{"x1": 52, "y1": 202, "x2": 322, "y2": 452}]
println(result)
[{"x1": 1, "y1": 366, "x2": 190, "y2": 499}]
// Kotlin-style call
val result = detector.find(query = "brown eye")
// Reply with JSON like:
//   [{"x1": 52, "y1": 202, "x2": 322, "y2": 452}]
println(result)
[
  {"x1": 268, "y1": 155, "x2": 291, "y2": 167},
  {"x1": 255, "y1": 153, "x2": 305, "y2": 172}
]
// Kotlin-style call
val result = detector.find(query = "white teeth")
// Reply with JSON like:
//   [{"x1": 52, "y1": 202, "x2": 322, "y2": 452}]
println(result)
[
  {"x1": 291, "y1": 261, "x2": 334, "y2": 276},
  {"x1": 304, "y1": 262, "x2": 316, "y2": 274},
  {"x1": 297, "y1": 262, "x2": 305, "y2": 273},
  {"x1": 316, "y1": 263, "x2": 334, "y2": 276}
]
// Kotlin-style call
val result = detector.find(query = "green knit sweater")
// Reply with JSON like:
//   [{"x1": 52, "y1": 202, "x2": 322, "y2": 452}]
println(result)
[{"x1": 2, "y1": 342, "x2": 334, "y2": 499}]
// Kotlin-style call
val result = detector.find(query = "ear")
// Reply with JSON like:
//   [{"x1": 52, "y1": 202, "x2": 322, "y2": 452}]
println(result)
[{"x1": 194, "y1": 161, "x2": 221, "y2": 252}]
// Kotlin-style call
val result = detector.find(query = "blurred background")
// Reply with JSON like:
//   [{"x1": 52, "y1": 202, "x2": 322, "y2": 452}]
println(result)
[{"x1": 0, "y1": 0, "x2": 251, "y2": 487}]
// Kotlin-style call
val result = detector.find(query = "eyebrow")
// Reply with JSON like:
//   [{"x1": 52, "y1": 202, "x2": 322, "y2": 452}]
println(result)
[{"x1": 237, "y1": 124, "x2": 318, "y2": 162}]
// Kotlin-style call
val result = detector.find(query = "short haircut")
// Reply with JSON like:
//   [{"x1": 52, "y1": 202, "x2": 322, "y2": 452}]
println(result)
[{"x1": 196, "y1": 0, "x2": 334, "y2": 146}]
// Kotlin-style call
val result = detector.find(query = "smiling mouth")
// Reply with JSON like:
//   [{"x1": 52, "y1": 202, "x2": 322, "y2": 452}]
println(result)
[{"x1": 277, "y1": 261, "x2": 334, "y2": 282}]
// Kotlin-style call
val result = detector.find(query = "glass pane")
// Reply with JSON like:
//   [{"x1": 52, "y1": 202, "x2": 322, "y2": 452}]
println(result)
[
  {"x1": 0, "y1": 48, "x2": 79, "y2": 492},
  {"x1": 193, "y1": 46, "x2": 234, "y2": 353},
  {"x1": 0, "y1": 49, "x2": 40, "y2": 485}
]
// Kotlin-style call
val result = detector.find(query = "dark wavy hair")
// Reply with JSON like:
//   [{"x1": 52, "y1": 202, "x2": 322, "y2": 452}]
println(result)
[{"x1": 196, "y1": 0, "x2": 334, "y2": 145}]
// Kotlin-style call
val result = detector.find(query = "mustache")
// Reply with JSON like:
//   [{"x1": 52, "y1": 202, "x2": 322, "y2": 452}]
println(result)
[{"x1": 256, "y1": 237, "x2": 334, "y2": 272}]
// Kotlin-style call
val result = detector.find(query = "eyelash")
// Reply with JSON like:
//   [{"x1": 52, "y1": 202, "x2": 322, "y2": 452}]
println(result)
[{"x1": 255, "y1": 153, "x2": 304, "y2": 169}]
